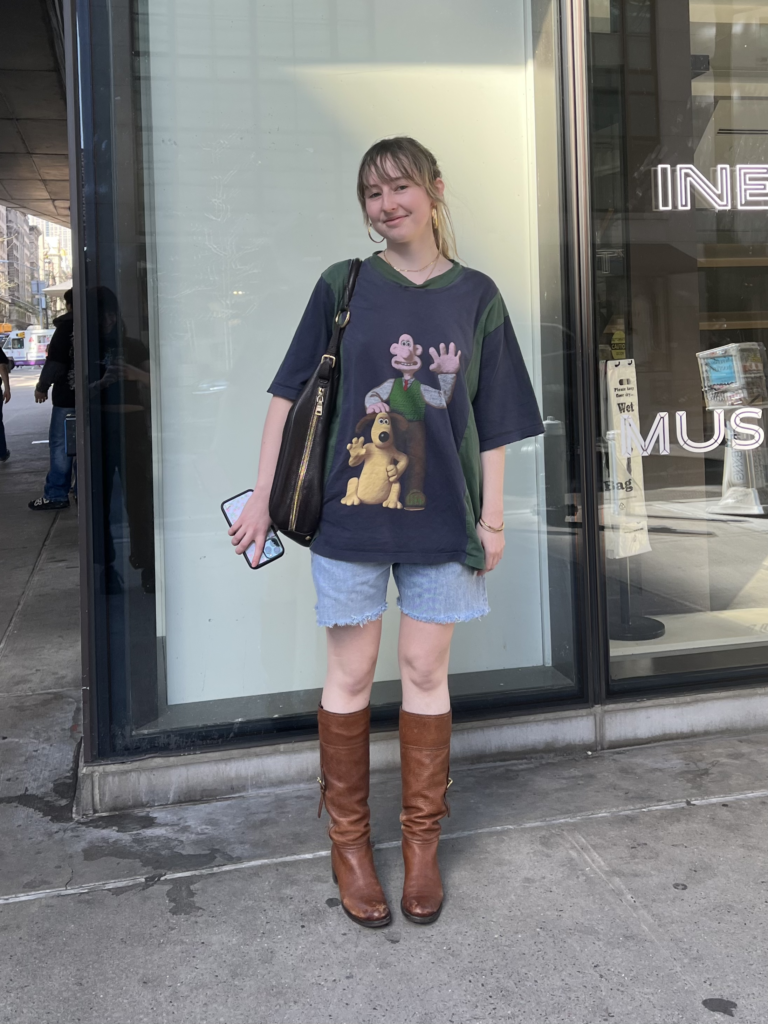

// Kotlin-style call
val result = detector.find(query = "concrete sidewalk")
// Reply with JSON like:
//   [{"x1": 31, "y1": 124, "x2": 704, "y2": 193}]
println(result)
[
  {"x1": 2, "y1": 728, "x2": 767, "y2": 1024},
  {"x1": 1, "y1": 374, "x2": 767, "y2": 1024}
]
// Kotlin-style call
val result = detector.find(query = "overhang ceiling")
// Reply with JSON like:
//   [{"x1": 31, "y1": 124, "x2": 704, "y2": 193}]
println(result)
[{"x1": 0, "y1": 0, "x2": 69, "y2": 227}]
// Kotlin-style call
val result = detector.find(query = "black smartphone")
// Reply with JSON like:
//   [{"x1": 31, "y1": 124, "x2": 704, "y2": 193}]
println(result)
[{"x1": 221, "y1": 490, "x2": 285, "y2": 570}]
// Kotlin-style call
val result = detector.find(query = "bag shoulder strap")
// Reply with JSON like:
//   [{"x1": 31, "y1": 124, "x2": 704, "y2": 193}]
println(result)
[{"x1": 324, "y1": 258, "x2": 362, "y2": 363}]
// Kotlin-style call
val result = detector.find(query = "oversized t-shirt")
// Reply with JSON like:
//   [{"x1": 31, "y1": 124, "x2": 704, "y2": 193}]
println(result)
[{"x1": 268, "y1": 255, "x2": 544, "y2": 570}]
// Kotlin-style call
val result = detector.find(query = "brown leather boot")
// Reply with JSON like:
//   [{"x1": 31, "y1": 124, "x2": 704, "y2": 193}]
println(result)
[
  {"x1": 317, "y1": 705, "x2": 391, "y2": 928},
  {"x1": 399, "y1": 707, "x2": 452, "y2": 925}
]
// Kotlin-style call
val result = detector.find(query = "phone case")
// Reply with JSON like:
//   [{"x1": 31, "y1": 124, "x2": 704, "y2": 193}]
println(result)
[{"x1": 221, "y1": 490, "x2": 285, "y2": 569}]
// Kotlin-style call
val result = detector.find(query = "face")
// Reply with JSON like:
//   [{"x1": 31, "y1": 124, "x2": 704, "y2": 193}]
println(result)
[
  {"x1": 372, "y1": 413, "x2": 394, "y2": 448},
  {"x1": 364, "y1": 160, "x2": 443, "y2": 246},
  {"x1": 99, "y1": 311, "x2": 118, "y2": 335},
  {"x1": 390, "y1": 334, "x2": 422, "y2": 376}
]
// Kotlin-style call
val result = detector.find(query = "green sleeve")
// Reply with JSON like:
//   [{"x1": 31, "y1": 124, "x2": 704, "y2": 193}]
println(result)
[{"x1": 321, "y1": 261, "x2": 353, "y2": 312}]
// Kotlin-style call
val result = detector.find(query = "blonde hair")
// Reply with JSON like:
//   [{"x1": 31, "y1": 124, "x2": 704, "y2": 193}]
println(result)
[{"x1": 356, "y1": 137, "x2": 458, "y2": 261}]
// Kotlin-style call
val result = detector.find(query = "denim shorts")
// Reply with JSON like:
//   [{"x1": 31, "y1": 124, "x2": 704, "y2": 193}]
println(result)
[{"x1": 311, "y1": 552, "x2": 489, "y2": 628}]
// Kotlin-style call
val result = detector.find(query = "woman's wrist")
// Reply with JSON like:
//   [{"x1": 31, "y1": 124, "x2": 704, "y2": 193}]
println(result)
[
  {"x1": 478, "y1": 517, "x2": 504, "y2": 534},
  {"x1": 251, "y1": 483, "x2": 272, "y2": 511},
  {"x1": 480, "y1": 508, "x2": 504, "y2": 529}
]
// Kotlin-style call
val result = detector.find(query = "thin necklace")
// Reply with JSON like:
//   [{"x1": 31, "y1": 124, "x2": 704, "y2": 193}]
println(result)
[
  {"x1": 421, "y1": 256, "x2": 440, "y2": 284},
  {"x1": 383, "y1": 249, "x2": 440, "y2": 274}
]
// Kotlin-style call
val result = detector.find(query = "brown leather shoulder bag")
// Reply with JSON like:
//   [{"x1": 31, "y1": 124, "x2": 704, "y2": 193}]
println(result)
[{"x1": 269, "y1": 258, "x2": 362, "y2": 546}]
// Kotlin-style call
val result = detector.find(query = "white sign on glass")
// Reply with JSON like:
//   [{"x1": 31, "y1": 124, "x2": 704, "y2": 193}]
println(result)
[{"x1": 652, "y1": 164, "x2": 768, "y2": 211}]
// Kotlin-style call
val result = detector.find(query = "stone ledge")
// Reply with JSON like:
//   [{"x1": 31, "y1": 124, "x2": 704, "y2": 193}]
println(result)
[
  {"x1": 602, "y1": 685, "x2": 768, "y2": 746},
  {"x1": 74, "y1": 686, "x2": 768, "y2": 818}
]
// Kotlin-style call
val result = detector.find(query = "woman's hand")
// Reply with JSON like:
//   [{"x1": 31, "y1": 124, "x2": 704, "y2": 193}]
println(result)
[
  {"x1": 477, "y1": 520, "x2": 505, "y2": 575},
  {"x1": 227, "y1": 395, "x2": 293, "y2": 566},
  {"x1": 229, "y1": 486, "x2": 272, "y2": 566}
]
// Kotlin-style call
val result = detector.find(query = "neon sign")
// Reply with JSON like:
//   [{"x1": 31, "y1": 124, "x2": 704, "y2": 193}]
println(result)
[
  {"x1": 652, "y1": 164, "x2": 768, "y2": 211},
  {"x1": 620, "y1": 408, "x2": 764, "y2": 457}
]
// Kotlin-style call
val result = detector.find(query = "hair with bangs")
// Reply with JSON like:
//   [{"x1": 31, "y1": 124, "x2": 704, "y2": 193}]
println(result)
[{"x1": 356, "y1": 137, "x2": 458, "y2": 261}]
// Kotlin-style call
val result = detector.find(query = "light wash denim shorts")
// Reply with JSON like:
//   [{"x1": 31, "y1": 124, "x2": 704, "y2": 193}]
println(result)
[{"x1": 311, "y1": 552, "x2": 489, "y2": 628}]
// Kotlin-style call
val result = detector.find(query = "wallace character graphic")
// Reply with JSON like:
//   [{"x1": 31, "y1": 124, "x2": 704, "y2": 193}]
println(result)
[
  {"x1": 364, "y1": 334, "x2": 461, "y2": 510},
  {"x1": 341, "y1": 411, "x2": 409, "y2": 509}
]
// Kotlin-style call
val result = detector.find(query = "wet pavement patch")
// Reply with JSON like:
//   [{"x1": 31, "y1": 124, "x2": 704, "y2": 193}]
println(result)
[
  {"x1": 0, "y1": 739, "x2": 81, "y2": 824},
  {"x1": 80, "y1": 838, "x2": 228, "y2": 875},
  {"x1": 166, "y1": 880, "x2": 202, "y2": 916},
  {"x1": 82, "y1": 811, "x2": 157, "y2": 833},
  {"x1": 0, "y1": 790, "x2": 75, "y2": 823},
  {"x1": 702, "y1": 997, "x2": 738, "y2": 1017}
]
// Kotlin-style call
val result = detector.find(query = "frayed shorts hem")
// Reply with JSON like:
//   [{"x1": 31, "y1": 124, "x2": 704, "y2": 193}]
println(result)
[
  {"x1": 315, "y1": 602, "x2": 388, "y2": 629},
  {"x1": 398, "y1": 603, "x2": 489, "y2": 625}
]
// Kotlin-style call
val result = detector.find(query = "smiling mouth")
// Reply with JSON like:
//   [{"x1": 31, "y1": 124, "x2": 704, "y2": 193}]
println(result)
[{"x1": 383, "y1": 215, "x2": 406, "y2": 225}]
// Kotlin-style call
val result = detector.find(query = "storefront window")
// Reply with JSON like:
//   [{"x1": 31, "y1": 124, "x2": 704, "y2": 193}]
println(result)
[
  {"x1": 588, "y1": 0, "x2": 768, "y2": 692},
  {"x1": 79, "y1": 0, "x2": 585, "y2": 755}
]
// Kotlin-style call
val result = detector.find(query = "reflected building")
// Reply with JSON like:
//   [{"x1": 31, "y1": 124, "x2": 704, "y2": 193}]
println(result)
[{"x1": 0, "y1": 207, "x2": 42, "y2": 328}]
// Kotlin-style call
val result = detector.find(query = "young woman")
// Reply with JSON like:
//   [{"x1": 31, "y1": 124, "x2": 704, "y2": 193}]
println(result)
[{"x1": 229, "y1": 137, "x2": 543, "y2": 928}]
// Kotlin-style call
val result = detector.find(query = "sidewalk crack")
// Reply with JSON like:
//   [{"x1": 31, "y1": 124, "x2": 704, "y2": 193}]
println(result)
[
  {"x1": 0, "y1": 511, "x2": 60, "y2": 661},
  {"x1": 562, "y1": 828, "x2": 695, "y2": 993}
]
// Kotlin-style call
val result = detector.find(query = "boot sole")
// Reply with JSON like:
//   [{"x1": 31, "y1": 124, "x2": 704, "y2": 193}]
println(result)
[
  {"x1": 401, "y1": 900, "x2": 443, "y2": 926},
  {"x1": 332, "y1": 870, "x2": 392, "y2": 929}
]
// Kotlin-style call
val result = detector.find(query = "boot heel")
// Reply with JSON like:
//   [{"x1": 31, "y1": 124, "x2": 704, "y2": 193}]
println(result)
[{"x1": 332, "y1": 869, "x2": 338, "y2": 885}]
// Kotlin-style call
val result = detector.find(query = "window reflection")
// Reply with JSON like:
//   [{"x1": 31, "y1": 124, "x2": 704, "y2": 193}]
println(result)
[
  {"x1": 94, "y1": 286, "x2": 155, "y2": 598},
  {"x1": 589, "y1": 0, "x2": 768, "y2": 690}
]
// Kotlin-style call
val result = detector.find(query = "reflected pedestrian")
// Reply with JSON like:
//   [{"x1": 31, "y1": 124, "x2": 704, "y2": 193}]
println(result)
[
  {"x1": 92, "y1": 286, "x2": 155, "y2": 594},
  {"x1": 28, "y1": 289, "x2": 76, "y2": 510}
]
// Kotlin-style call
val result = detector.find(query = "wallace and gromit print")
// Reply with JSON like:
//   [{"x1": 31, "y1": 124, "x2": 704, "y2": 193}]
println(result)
[
  {"x1": 342, "y1": 333, "x2": 460, "y2": 511},
  {"x1": 268, "y1": 255, "x2": 544, "y2": 568}
]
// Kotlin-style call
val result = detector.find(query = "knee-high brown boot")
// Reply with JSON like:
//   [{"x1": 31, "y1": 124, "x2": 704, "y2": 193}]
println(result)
[
  {"x1": 399, "y1": 707, "x2": 452, "y2": 925},
  {"x1": 317, "y1": 705, "x2": 391, "y2": 928}
]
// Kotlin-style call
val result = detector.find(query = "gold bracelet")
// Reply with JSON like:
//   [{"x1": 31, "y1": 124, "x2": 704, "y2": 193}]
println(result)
[{"x1": 478, "y1": 517, "x2": 504, "y2": 533}]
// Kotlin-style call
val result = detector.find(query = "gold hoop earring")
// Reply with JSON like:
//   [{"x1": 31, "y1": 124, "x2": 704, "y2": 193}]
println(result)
[
  {"x1": 367, "y1": 224, "x2": 385, "y2": 244},
  {"x1": 432, "y1": 207, "x2": 443, "y2": 254}
]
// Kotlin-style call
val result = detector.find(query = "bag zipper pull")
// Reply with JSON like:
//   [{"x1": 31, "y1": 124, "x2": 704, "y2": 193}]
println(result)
[{"x1": 315, "y1": 389, "x2": 325, "y2": 416}]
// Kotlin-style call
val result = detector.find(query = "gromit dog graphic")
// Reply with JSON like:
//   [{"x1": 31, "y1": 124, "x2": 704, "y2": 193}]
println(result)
[{"x1": 341, "y1": 412, "x2": 409, "y2": 509}]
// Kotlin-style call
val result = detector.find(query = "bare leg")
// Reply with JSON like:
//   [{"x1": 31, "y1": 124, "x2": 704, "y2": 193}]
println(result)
[
  {"x1": 321, "y1": 619, "x2": 383, "y2": 713},
  {"x1": 398, "y1": 614, "x2": 453, "y2": 714}
]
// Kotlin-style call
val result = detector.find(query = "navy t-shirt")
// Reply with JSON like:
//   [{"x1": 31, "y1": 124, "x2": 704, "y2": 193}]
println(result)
[{"x1": 269, "y1": 255, "x2": 544, "y2": 570}]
